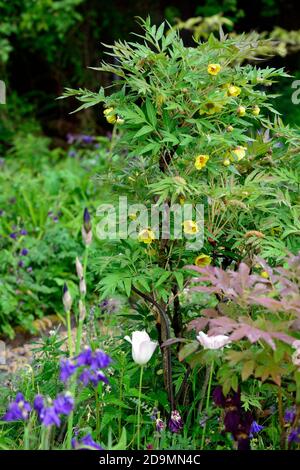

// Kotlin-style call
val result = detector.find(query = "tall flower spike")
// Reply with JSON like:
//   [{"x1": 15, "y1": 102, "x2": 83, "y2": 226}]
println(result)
[{"x1": 63, "y1": 283, "x2": 72, "y2": 312}]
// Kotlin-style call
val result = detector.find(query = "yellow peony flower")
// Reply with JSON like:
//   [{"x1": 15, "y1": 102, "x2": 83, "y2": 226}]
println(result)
[
  {"x1": 195, "y1": 254, "x2": 211, "y2": 267},
  {"x1": 194, "y1": 154, "x2": 209, "y2": 170},
  {"x1": 183, "y1": 220, "x2": 199, "y2": 235},
  {"x1": 237, "y1": 106, "x2": 246, "y2": 117},
  {"x1": 103, "y1": 107, "x2": 117, "y2": 124},
  {"x1": 252, "y1": 105, "x2": 260, "y2": 116},
  {"x1": 260, "y1": 270, "x2": 269, "y2": 279},
  {"x1": 138, "y1": 228, "x2": 156, "y2": 244},
  {"x1": 207, "y1": 63, "x2": 221, "y2": 75},
  {"x1": 232, "y1": 146, "x2": 247, "y2": 161},
  {"x1": 227, "y1": 85, "x2": 241, "y2": 97}
]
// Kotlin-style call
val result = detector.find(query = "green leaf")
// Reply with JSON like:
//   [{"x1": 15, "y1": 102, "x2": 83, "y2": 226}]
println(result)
[
  {"x1": 133, "y1": 125, "x2": 154, "y2": 139},
  {"x1": 145, "y1": 99, "x2": 157, "y2": 128},
  {"x1": 110, "y1": 427, "x2": 127, "y2": 450}
]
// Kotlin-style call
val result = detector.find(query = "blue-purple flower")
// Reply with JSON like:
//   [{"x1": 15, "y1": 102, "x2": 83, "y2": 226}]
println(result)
[
  {"x1": 72, "y1": 434, "x2": 103, "y2": 450},
  {"x1": 1, "y1": 393, "x2": 31, "y2": 422},
  {"x1": 53, "y1": 392, "x2": 74, "y2": 415},
  {"x1": 284, "y1": 407, "x2": 296, "y2": 424},
  {"x1": 40, "y1": 406, "x2": 61, "y2": 427},
  {"x1": 20, "y1": 248, "x2": 28, "y2": 256},
  {"x1": 250, "y1": 421, "x2": 264, "y2": 437},
  {"x1": 60, "y1": 359, "x2": 77, "y2": 383},
  {"x1": 168, "y1": 410, "x2": 183, "y2": 433},
  {"x1": 288, "y1": 428, "x2": 300, "y2": 444}
]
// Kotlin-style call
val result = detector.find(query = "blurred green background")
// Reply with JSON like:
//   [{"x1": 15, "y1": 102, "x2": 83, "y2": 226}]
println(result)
[{"x1": 1, "y1": 0, "x2": 300, "y2": 149}]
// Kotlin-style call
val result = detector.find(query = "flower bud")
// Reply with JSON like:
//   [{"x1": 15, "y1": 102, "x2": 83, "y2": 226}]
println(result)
[
  {"x1": 63, "y1": 283, "x2": 72, "y2": 312},
  {"x1": 78, "y1": 300, "x2": 86, "y2": 321},
  {"x1": 237, "y1": 105, "x2": 246, "y2": 116},
  {"x1": 75, "y1": 257, "x2": 84, "y2": 279},
  {"x1": 79, "y1": 278, "x2": 87, "y2": 297}
]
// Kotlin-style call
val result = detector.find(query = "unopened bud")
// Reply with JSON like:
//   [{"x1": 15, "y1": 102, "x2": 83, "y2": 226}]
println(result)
[
  {"x1": 82, "y1": 226, "x2": 92, "y2": 246},
  {"x1": 79, "y1": 277, "x2": 86, "y2": 297},
  {"x1": 63, "y1": 283, "x2": 72, "y2": 312},
  {"x1": 75, "y1": 257, "x2": 84, "y2": 279},
  {"x1": 83, "y1": 208, "x2": 92, "y2": 233},
  {"x1": 78, "y1": 300, "x2": 86, "y2": 321}
]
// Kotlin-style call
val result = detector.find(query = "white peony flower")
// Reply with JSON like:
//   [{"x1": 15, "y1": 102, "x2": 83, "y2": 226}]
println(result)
[
  {"x1": 196, "y1": 331, "x2": 231, "y2": 350},
  {"x1": 124, "y1": 331, "x2": 158, "y2": 365}
]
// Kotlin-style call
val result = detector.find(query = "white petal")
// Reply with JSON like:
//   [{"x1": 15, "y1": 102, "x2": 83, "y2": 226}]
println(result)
[
  {"x1": 124, "y1": 335, "x2": 132, "y2": 344},
  {"x1": 134, "y1": 340, "x2": 158, "y2": 365}
]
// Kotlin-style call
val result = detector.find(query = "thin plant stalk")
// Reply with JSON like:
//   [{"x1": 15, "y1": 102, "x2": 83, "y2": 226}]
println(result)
[
  {"x1": 137, "y1": 365, "x2": 144, "y2": 450},
  {"x1": 200, "y1": 360, "x2": 214, "y2": 450}
]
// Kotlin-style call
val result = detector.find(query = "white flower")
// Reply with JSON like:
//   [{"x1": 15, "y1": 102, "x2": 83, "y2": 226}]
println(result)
[
  {"x1": 196, "y1": 331, "x2": 231, "y2": 350},
  {"x1": 124, "y1": 331, "x2": 158, "y2": 365}
]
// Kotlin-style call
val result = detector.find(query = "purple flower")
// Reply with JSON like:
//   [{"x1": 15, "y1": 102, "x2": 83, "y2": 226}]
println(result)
[
  {"x1": 92, "y1": 349, "x2": 112, "y2": 369},
  {"x1": 288, "y1": 428, "x2": 300, "y2": 444},
  {"x1": 33, "y1": 395, "x2": 44, "y2": 417},
  {"x1": 81, "y1": 135, "x2": 94, "y2": 144},
  {"x1": 68, "y1": 150, "x2": 77, "y2": 157},
  {"x1": 9, "y1": 232, "x2": 18, "y2": 239},
  {"x1": 86, "y1": 370, "x2": 108, "y2": 387},
  {"x1": 168, "y1": 410, "x2": 183, "y2": 433},
  {"x1": 0, "y1": 210, "x2": 4, "y2": 217},
  {"x1": 19, "y1": 229, "x2": 27, "y2": 236},
  {"x1": 1, "y1": 393, "x2": 31, "y2": 422},
  {"x1": 78, "y1": 369, "x2": 93, "y2": 386},
  {"x1": 213, "y1": 386, "x2": 226, "y2": 407},
  {"x1": 75, "y1": 346, "x2": 93, "y2": 367},
  {"x1": 27, "y1": 267, "x2": 33, "y2": 273},
  {"x1": 40, "y1": 406, "x2": 61, "y2": 427},
  {"x1": 18, "y1": 260, "x2": 24, "y2": 268},
  {"x1": 20, "y1": 248, "x2": 28, "y2": 256},
  {"x1": 53, "y1": 392, "x2": 74, "y2": 415},
  {"x1": 155, "y1": 418, "x2": 165, "y2": 433},
  {"x1": 250, "y1": 421, "x2": 264, "y2": 437},
  {"x1": 60, "y1": 359, "x2": 77, "y2": 383},
  {"x1": 72, "y1": 434, "x2": 103, "y2": 450},
  {"x1": 284, "y1": 407, "x2": 296, "y2": 424}
]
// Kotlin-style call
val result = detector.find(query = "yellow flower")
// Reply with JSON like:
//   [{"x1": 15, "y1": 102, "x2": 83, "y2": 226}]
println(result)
[
  {"x1": 226, "y1": 125, "x2": 234, "y2": 132},
  {"x1": 232, "y1": 146, "x2": 247, "y2": 161},
  {"x1": 194, "y1": 154, "x2": 209, "y2": 170},
  {"x1": 207, "y1": 63, "x2": 221, "y2": 76},
  {"x1": 252, "y1": 105, "x2": 260, "y2": 116},
  {"x1": 138, "y1": 228, "x2": 156, "y2": 244},
  {"x1": 179, "y1": 195, "x2": 185, "y2": 206},
  {"x1": 128, "y1": 213, "x2": 137, "y2": 221},
  {"x1": 103, "y1": 107, "x2": 117, "y2": 124},
  {"x1": 227, "y1": 85, "x2": 241, "y2": 97},
  {"x1": 237, "y1": 105, "x2": 246, "y2": 117},
  {"x1": 200, "y1": 102, "x2": 223, "y2": 115},
  {"x1": 183, "y1": 220, "x2": 199, "y2": 235},
  {"x1": 260, "y1": 270, "x2": 269, "y2": 279},
  {"x1": 195, "y1": 254, "x2": 211, "y2": 267},
  {"x1": 223, "y1": 158, "x2": 231, "y2": 166}
]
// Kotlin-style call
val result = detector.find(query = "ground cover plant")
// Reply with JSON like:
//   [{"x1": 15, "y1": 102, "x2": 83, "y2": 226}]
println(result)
[{"x1": 0, "y1": 17, "x2": 300, "y2": 452}]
